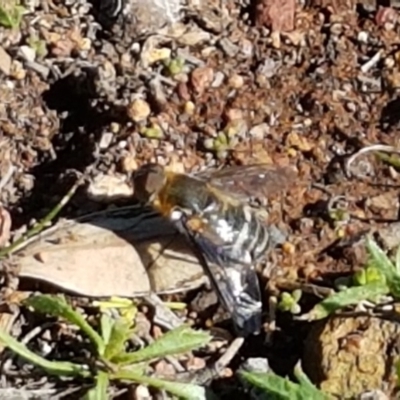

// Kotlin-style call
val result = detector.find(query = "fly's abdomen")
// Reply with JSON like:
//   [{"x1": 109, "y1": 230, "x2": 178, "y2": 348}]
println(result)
[
  {"x1": 247, "y1": 211, "x2": 273, "y2": 261},
  {"x1": 205, "y1": 200, "x2": 273, "y2": 265}
]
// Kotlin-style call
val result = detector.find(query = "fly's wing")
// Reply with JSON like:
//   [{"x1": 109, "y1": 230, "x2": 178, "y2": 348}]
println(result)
[
  {"x1": 195, "y1": 164, "x2": 297, "y2": 203},
  {"x1": 176, "y1": 217, "x2": 263, "y2": 337}
]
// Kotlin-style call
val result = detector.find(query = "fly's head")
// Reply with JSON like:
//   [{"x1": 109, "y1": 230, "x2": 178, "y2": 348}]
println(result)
[{"x1": 133, "y1": 163, "x2": 166, "y2": 204}]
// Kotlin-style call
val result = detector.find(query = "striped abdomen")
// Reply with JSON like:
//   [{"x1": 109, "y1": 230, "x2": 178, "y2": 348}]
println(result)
[{"x1": 201, "y1": 198, "x2": 272, "y2": 265}]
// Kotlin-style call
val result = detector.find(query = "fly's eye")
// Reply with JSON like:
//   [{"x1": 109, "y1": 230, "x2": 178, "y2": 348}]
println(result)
[
  {"x1": 144, "y1": 170, "x2": 165, "y2": 195},
  {"x1": 133, "y1": 164, "x2": 165, "y2": 203}
]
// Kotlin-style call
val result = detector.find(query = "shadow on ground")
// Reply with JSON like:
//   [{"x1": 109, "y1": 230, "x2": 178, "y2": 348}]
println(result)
[{"x1": 10, "y1": 68, "x2": 124, "y2": 229}]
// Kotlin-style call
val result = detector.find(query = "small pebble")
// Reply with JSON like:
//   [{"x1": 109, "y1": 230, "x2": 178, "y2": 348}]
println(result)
[
  {"x1": 184, "y1": 101, "x2": 195, "y2": 115},
  {"x1": 282, "y1": 241, "x2": 295, "y2": 255},
  {"x1": 135, "y1": 385, "x2": 151, "y2": 400},
  {"x1": 357, "y1": 31, "x2": 369, "y2": 44},
  {"x1": 79, "y1": 38, "x2": 91, "y2": 51},
  {"x1": 286, "y1": 132, "x2": 313, "y2": 151},
  {"x1": 10, "y1": 60, "x2": 26, "y2": 80},
  {"x1": 18, "y1": 45, "x2": 36, "y2": 62},
  {"x1": 239, "y1": 38, "x2": 254, "y2": 57},
  {"x1": 185, "y1": 356, "x2": 206, "y2": 371},
  {"x1": 143, "y1": 47, "x2": 171, "y2": 65},
  {"x1": 190, "y1": 66, "x2": 214, "y2": 93},
  {"x1": 240, "y1": 357, "x2": 270, "y2": 373},
  {"x1": 38, "y1": 341, "x2": 53, "y2": 357},
  {"x1": 249, "y1": 123, "x2": 269, "y2": 139},
  {"x1": 384, "y1": 57, "x2": 395, "y2": 68},
  {"x1": 110, "y1": 122, "x2": 120, "y2": 134},
  {"x1": 228, "y1": 74, "x2": 244, "y2": 89},
  {"x1": 224, "y1": 108, "x2": 243, "y2": 122},
  {"x1": 178, "y1": 30, "x2": 211, "y2": 46},
  {"x1": 154, "y1": 359, "x2": 176, "y2": 377},
  {"x1": 211, "y1": 71, "x2": 225, "y2": 88},
  {"x1": 220, "y1": 367, "x2": 233, "y2": 378},
  {"x1": 127, "y1": 99, "x2": 151, "y2": 123},
  {"x1": 99, "y1": 132, "x2": 113, "y2": 149}
]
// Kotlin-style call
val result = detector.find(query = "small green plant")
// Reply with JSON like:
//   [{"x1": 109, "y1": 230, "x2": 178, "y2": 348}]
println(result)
[
  {"x1": 240, "y1": 363, "x2": 331, "y2": 400},
  {"x1": 0, "y1": 0, "x2": 25, "y2": 29},
  {"x1": 376, "y1": 151, "x2": 400, "y2": 170},
  {"x1": 140, "y1": 123, "x2": 164, "y2": 139},
  {"x1": 302, "y1": 236, "x2": 400, "y2": 321},
  {"x1": 164, "y1": 57, "x2": 185, "y2": 76},
  {"x1": 27, "y1": 35, "x2": 48, "y2": 58},
  {"x1": 203, "y1": 121, "x2": 244, "y2": 159},
  {"x1": 277, "y1": 290, "x2": 302, "y2": 314},
  {"x1": 0, "y1": 295, "x2": 212, "y2": 399}
]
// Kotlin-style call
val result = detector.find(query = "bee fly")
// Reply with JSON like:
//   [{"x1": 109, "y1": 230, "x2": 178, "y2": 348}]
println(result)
[{"x1": 132, "y1": 163, "x2": 296, "y2": 337}]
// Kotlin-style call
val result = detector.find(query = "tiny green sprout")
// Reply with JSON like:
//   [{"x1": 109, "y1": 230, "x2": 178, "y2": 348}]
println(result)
[
  {"x1": 205, "y1": 133, "x2": 229, "y2": 153},
  {"x1": 164, "y1": 57, "x2": 185, "y2": 76},
  {"x1": 292, "y1": 289, "x2": 302, "y2": 303},
  {"x1": 353, "y1": 266, "x2": 386, "y2": 287},
  {"x1": 93, "y1": 297, "x2": 137, "y2": 327},
  {"x1": 353, "y1": 269, "x2": 367, "y2": 286},
  {"x1": 376, "y1": 152, "x2": 400, "y2": 170},
  {"x1": 27, "y1": 36, "x2": 47, "y2": 58},
  {"x1": 0, "y1": 0, "x2": 25, "y2": 29},
  {"x1": 216, "y1": 131, "x2": 229, "y2": 146},
  {"x1": 278, "y1": 290, "x2": 302, "y2": 314},
  {"x1": 328, "y1": 208, "x2": 349, "y2": 223},
  {"x1": 140, "y1": 124, "x2": 163, "y2": 139},
  {"x1": 203, "y1": 131, "x2": 235, "y2": 159}
]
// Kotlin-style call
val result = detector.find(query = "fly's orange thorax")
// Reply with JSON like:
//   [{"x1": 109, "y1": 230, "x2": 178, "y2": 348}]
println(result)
[
  {"x1": 149, "y1": 171, "x2": 190, "y2": 217},
  {"x1": 150, "y1": 171, "x2": 224, "y2": 218}
]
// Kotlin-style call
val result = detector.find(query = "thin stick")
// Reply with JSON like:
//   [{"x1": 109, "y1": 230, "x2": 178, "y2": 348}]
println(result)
[
  {"x1": 0, "y1": 165, "x2": 15, "y2": 192},
  {"x1": 213, "y1": 337, "x2": 244, "y2": 372},
  {"x1": 360, "y1": 50, "x2": 381, "y2": 73},
  {"x1": 0, "y1": 173, "x2": 86, "y2": 259},
  {"x1": 345, "y1": 144, "x2": 399, "y2": 179},
  {"x1": 184, "y1": 337, "x2": 245, "y2": 385}
]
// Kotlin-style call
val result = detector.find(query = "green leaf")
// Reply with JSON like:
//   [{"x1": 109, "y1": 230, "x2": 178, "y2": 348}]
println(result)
[
  {"x1": 163, "y1": 301, "x2": 187, "y2": 310},
  {"x1": 353, "y1": 266, "x2": 386, "y2": 287},
  {"x1": 114, "y1": 368, "x2": 212, "y2": 400},
  {"x1": 112, "y1": 325, "x2": 211, "y2": 365},
  {"x1": 240, "y1": 371, "x2": 329, "y2": 400},
  {"x1": 365, "y1": 236, "x2": 396, "y2": 280},
  {"x1": 0, "y1": 4, "x2": 24, "y2": 28},
  {"x1": 396, "y1": 244, "x2": 400, "y2": 275},
  {"x1": 100, "y1": 313, "x2": 114, "y2": 345},
  {"x1": 396, "y1": 358, "x2": 400, "y2": 385},
  {"x1": 293, "y1": 364, "x2": 323, "y2": 394},
  {"x1": 0, "y1": 329, "x2": 90, "y2": 377},
  {"x1": 388, "y1": 275, "x2": 400, "y2": 299},
  {"x1": 365, "y1": 237, "x2": 400, "y2": 298},
  {"x1": 0, "y1": 7, "x2": 12, "y2": 27},
  {"x1": 24, "y1": 295, "x2": 105, "y2": 355},
  {"x1": 103, "y1": 318, "x2": 131, "y2": 361},
  {"x1": 84, "y1": 371, "x2": 109, "y2": 400},
  {"x1": 301, "y1": 282, "x2": 389, "y2": 321}
]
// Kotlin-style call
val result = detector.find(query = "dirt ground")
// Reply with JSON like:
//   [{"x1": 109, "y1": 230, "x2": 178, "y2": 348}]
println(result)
[{"x1": 2, "y1": 0, "x2": 400, "y2": 398}]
